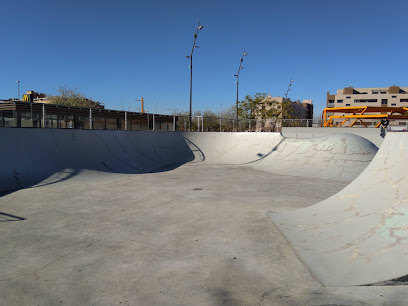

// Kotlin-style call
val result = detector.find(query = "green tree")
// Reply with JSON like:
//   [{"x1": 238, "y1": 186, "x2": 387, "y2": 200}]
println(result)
[
  {"x1": 202, "y1": 110, "x2": 220, "y2": 131},
  {"x1": 238, "y1": 93, "x2": 269, "y2": 120},
  {"x1": 265, "y1": 99, "x2": 293, "y2": 120},
  {"x1": 238, "y1": 93, "x2": 293, "y2": 120},
  {"x1": 49, "y1": 86, "x2": 102, "y2": 108}
]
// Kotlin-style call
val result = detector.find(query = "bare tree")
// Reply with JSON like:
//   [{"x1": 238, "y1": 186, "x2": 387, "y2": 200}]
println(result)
[{"x1": 49, "y1": 86, "x2": 103, "y2": 108}]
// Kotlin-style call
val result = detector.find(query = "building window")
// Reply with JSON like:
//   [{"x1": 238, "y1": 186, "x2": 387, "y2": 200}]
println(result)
[
  {"x1": 373, "y1": 92, "x2": 378, "y2": 94},
  {"x1": 400, "y1": 99, "x2": 408, "y2": 102},
  {"x1": 346, "y1": 104, "x2": 350, "y2": 106},
  {"x1": 392, "y1": 96, "x2": 397, "y2": 98},
  {"x1": 381, "y1": 91, "x2": 386, "y2": 94},
  {"x1": 346, "y1": 96, "x2": 351, "y2": 99},
  {"x1": 354, "y1": 99, "x2": 377, "y2": 103},
  {"x1": 391, "y1": 103, "x2": 396, "y2": 106},
  {"x1": 337, "y1": 100, "x2": 343, "y2": 103},
  {"x1": 381, "y1": 99, "x2": 388, "y2": 105}
]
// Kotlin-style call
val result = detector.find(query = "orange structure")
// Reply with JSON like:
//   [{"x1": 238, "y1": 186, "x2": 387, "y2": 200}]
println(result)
[{"x1": 322, "y1": 106, "x2": 408, "y2": 127}]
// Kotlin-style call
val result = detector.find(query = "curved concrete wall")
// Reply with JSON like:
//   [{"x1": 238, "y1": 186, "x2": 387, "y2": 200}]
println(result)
[
  {"x1": 0, "y1": 129, "x2": 377, "y2": 193},
  {"x1": 282, "y1": 127, "x2": 384, "y2": 148},
  {"x1": 0, "y1": 129, "x2": 195, "y2": 193},
  {"x1": 183, "y1": 132, "x2": 377, "y2": 181},
  {"x1": 270, "y1": 132, "x2": 408, "y2": 286}
]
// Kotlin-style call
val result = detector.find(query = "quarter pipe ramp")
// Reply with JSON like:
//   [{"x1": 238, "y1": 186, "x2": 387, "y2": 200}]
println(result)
[{"x1": 269, "y1": 132, "x2": 408, "y2": 286}]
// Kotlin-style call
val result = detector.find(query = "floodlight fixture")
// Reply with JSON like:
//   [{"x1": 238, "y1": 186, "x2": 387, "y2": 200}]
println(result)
[{"x1": 285, "y1": 78, "x2": 294, "y2": 101}]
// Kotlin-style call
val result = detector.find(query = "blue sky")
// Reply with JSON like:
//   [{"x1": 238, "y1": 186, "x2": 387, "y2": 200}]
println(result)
[{"x1": 1, "y1": 0, "x2": 407, "y2": 116}]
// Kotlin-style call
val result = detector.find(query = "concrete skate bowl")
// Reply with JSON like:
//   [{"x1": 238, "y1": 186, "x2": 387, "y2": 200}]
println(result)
[
  {"x1": 0, "y1": 128, "x2": 196, "y2": 194},
  {"x1": 182, "y1": 132, "x2": 377, "y2": 181},
  {"x1": 269, "y1": 132, "x2": 408, "y2": 286},
  {"x1": 0, "y1": 129, "x2": 377, "y2": 195}
]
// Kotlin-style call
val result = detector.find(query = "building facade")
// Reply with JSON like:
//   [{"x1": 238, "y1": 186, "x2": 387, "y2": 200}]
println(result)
[
  {"x1": 0, "y1": 101, "x2": 176, "y2": 131},
  {"x1": 326, "y1": 86, "x2": 408, "y2": 126},
  {"x1": 326, "y1": 86, "x2": 408, "y2": 108}
]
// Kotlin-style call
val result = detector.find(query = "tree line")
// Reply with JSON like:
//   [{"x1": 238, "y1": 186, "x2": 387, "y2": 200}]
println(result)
[{"x1": 48, "y1": 87, "x2": 293, "y2": 131}]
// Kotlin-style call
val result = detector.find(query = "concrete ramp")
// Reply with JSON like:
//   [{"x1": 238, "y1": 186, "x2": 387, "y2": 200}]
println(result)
[
  {"x1": 183, "y1": 132, "x2": 377, "y2": 181},
  {"x1": 0, "y1": 129, "x2": 195, "y2": 192},
  {"x1": 269, "y1": 133, "x2": 408, "y2": 286},
  {"x1": 0, "y1": 130, "x2": 377, "y2": 193}
]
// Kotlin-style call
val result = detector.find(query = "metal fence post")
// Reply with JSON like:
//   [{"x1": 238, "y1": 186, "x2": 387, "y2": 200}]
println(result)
[
  {"x1": 153, "y1": 114, "x2": 155, "y2": 131},
  {"x1": 125, "y1": 112, "x2": 127, "y2": 131},
  {"x1": 173, "y1": 116, "x2": 175, "y2": 131},
  {"x1": 89, "y1": 109, "x2": 92, "y2": 130},
  {"x1": 42, "y1": 104, "x2": 45, "y2": 128}
]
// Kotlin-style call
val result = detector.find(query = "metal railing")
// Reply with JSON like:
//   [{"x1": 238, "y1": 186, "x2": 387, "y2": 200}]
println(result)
[
  {"x1": 174, "y1": 116, "x2": 315, "y2": 132},
  {"x1": 0, "y1": 110, "x2": 321, "y2": 132}
]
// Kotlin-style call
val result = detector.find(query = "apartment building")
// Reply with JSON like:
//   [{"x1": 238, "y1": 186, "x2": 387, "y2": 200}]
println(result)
[
  {"x1": 326, "y1": 85, "x2": 408, "y2": 108},
  {"x1": 255, "y1": 96, "x2": 313, "y2": 131},
  {"x1": 325, "y1": 86, "x2": 408, "y2": 126}
]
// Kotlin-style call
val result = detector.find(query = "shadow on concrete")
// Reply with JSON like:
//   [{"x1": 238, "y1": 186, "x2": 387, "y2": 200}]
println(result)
[
  {"x1": 244, "y1": 137, "x2": 286, "y2": 165},
  {"x1": 0, "y1": 212, "x2": 26, "y2": 222},
  {"x1": 0, "y1": 130, "x2": 196, "y2": 199},
  {"x1": 183, "y1": 138, "x2": 206, "y2": 163}
]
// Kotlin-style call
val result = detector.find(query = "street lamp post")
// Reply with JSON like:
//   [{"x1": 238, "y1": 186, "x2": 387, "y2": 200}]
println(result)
[
  {"x1": 285, "y1": 78, "x2": 294, "y2": 101},
  {"x1": 16, "y1": 81, "x2": 20, "y2": 100},
  {"x1": 186, "y1": 22, "x2": 204, "y2": 130},
  {"x1": 234, "y1": 50, "x2": 248, "y2": 132}
]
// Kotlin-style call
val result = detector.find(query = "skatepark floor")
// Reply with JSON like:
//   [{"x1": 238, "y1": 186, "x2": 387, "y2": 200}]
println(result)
[{"x1": 1, "y1": 164, "x2": 408, "y2": 305}]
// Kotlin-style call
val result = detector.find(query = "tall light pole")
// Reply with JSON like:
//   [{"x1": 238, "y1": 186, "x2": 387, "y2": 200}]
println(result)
[
  {"x1": 16, "y1": 81, "x2": 20, "y2": 100},
  {"x1": 234, "y1": 50, "x2": 248, "y2": 132},
  {"x1": 285, "y1": 78, "x2": 294, "y2": 101},
  {"x1": 186, "y1": 22, "x2": 204, "y2": 130}
]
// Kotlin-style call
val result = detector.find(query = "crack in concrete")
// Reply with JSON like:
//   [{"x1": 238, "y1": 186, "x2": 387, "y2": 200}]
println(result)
[{"x1": 0, "y1": 242, "x2": 93, "y2": 282}]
